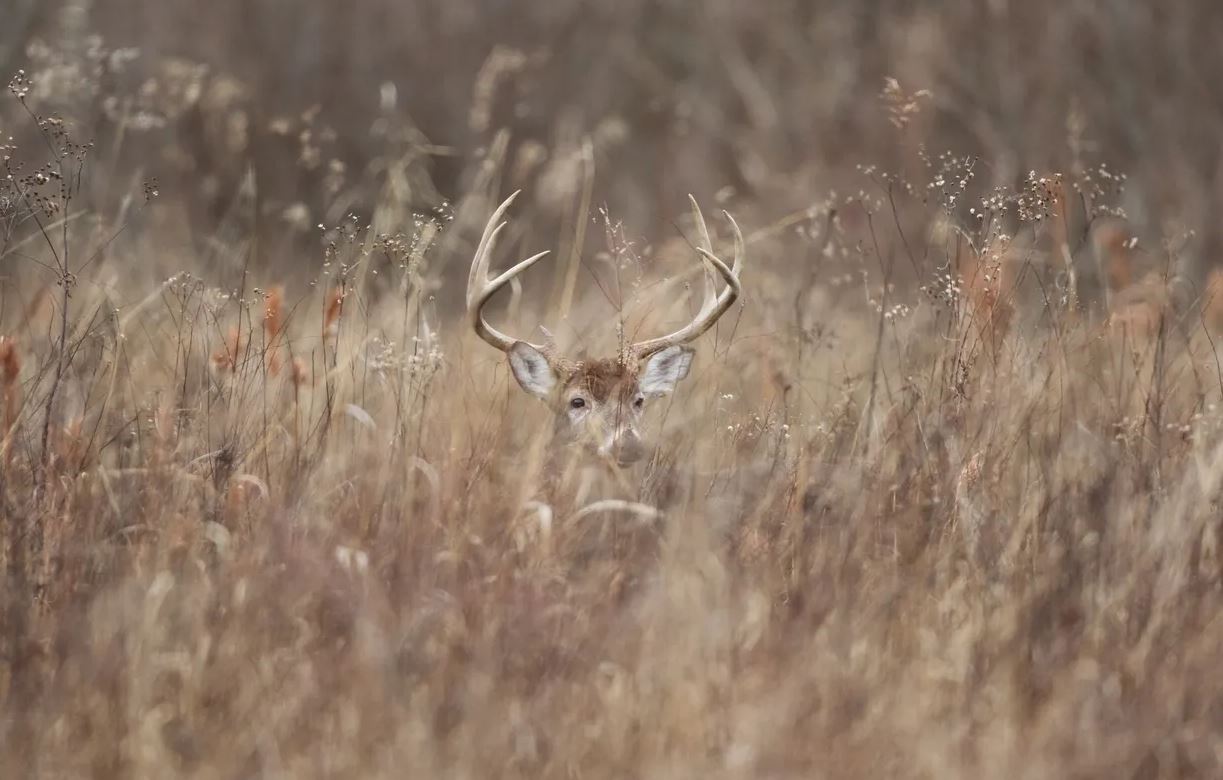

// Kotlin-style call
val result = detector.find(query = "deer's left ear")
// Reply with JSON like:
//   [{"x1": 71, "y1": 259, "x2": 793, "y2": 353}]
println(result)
[{"x1": 640, "y1": 345, "x2": 694, "y2": 396}]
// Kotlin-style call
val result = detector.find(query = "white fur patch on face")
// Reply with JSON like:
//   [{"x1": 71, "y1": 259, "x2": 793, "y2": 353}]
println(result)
[
  {"x1": 639, "y1": 345, "x2": 694, "y2": 397},
  {"x1": 508, "y1": 342, "x2": 557, "y2": 399}
]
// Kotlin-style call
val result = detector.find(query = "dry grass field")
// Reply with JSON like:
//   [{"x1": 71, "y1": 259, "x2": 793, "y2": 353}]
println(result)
[{"x1": 4, "y1": 1, "x2": 1223, "y2": 777}]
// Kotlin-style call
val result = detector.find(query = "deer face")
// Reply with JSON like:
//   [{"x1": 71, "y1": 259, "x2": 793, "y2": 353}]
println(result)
[
  {"x1": 468, "y1": 191, "x2": 743, "y2": 469},
  {"x1": 507, "y1": 343, "x2": 693, "y2": 466}
]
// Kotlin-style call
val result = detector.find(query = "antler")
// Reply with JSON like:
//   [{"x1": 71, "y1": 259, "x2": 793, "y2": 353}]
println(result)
[
  {"x1": 630, "y1": 195, "x2": 745, "y2": 358},
  {"x1": 470, "y1": 191, "x2": 744, "y2": 360},
  {"x1": 467, "y1": 190, "x2": 552, "y2": 354}
]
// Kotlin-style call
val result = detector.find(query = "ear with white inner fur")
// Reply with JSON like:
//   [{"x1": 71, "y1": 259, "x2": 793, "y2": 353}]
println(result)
[
  {"x1": 508, "y1": 341, "x2": 557, "y2": 399},
  {"x1": 639, "y1": 345, "x2": 694, "y2": 396}
]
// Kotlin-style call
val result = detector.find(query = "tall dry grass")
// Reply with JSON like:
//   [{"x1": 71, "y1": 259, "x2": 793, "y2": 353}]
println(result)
[{"x1": 3, "y1": 4, "x2": 1223, "y2": 778}]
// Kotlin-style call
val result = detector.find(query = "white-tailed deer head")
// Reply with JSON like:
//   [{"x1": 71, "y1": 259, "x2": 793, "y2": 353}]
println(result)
[{"x1": 468, "y1": 191, "x2": 744, "y2": 467}]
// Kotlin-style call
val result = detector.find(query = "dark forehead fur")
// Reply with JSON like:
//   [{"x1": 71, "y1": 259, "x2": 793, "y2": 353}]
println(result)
[{"x1": 561, "y1": 357, "x2": 639, "y2": 402}]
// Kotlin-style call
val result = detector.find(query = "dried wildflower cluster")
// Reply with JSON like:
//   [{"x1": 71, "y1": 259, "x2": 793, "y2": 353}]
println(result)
[
  {"x1": 0, "y1": 108, "x2": 91, "y2": 224},
  {"x1": 920, "y1": 267, "x2": 964, "y2": 309},
  {"x1": 7, "y1": 70, "x2": 34, "y2": 101},
  {"x1": 918, "y1": 149, "x2": 977, "y2": 212},
  {"x1": 366, "y1": 332, "x2": 445, "y2": 377},
  {"x1": 1016, "y1": 171, "x2": 1065, "y2": 223},
  {"x1": 372, "y1": 214, "x2": 445, "y2": 282},
  {"x1": 855, "y1": 163, "x2": 919, "y2": 199},
  {"x1": 309, "y1": 207, "x2": 447, "y2": 307},
  {"x1": 372, "y1": 231, "x2": 415, "y2": 269},
  {"x1": 598, "y1": 204, "x2": 647, "y2": 298},
  {"x1": 1075, "y1": 162, "x2": 1129, "y2": 219},
  {"x1": 0, "y1": 136, "x2": 17, "y2": 217},
  {"x1": 7, "y1": 161, "x2": 65, "y2": 217},
  {"x1": 880, "y1": 301, "x2": 912, "y2": 321},
  {"x1": 316, "y1": 214, "x2": 367, "y2": 285}
]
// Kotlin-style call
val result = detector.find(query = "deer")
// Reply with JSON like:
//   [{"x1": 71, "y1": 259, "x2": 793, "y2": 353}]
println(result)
[{"x1": 467, "y1": 190, "x2": 744, "y2": 470}]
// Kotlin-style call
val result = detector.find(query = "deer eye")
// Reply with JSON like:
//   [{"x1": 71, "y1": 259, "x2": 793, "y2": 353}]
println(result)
[
  {"x1": 633, "y1": 396, "x2": 644, "y2": 409},
  {"x1": 569, "y1": 397, "x2": 586, "y2": 409}
]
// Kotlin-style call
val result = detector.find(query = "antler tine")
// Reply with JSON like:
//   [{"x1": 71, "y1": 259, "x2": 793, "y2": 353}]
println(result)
[
  {"x1": 467, "y1": 190, "x2": 519, "y2": 310},
  {"x1": 468, "y1": 190, "x2": 550, "y2": 353},
  {"x1": 630, "y1": 197, "x2": 745, "y2": 358},
  {"x1": 691, "y1": 196, "x2": 719, "y2": 316}
]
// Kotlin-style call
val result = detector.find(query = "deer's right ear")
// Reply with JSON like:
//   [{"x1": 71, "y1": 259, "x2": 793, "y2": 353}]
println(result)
[{"x1": 507, "y1": 342, "x2": 557, "y2": 399}]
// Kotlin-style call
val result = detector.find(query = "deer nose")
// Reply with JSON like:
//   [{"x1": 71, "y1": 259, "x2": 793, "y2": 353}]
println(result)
[{"x1": 610, "y1": 429, "x2": 644, "y2": 466}]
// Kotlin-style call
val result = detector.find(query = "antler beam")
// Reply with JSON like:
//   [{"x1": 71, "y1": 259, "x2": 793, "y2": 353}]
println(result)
[
  {"x1": 467, "y1": 190, "x2": 551, "y2": 354},
  {"x1": 629, "y1": 195, "x2": 745, "y2": 358},
  {"x1": 469, "y1": 191, "x2": 744, "y2": 360}
]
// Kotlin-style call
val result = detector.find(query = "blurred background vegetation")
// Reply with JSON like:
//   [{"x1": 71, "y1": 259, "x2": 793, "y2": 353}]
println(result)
[{"x1": 4, "y1": 0, "x2": 1222, "y2": 296}]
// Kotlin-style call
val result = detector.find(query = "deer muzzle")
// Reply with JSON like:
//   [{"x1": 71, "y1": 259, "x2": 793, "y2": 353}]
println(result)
[{"x1": 601, "y1": 427, "x2": 645, "y2": 467}]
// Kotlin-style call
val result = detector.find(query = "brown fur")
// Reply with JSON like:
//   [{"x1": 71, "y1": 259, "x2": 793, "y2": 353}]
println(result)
[{"x1": 559, "y1": 358, "x2": 639, "y2": 406}]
